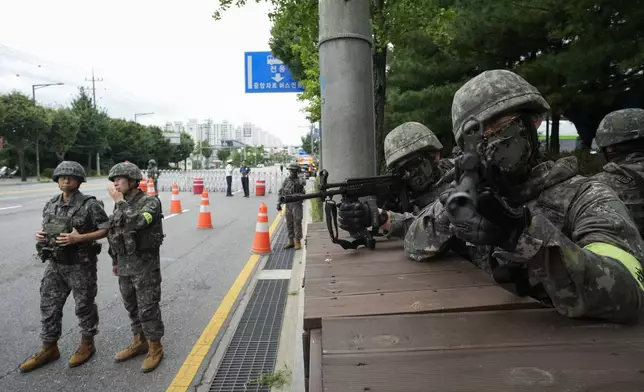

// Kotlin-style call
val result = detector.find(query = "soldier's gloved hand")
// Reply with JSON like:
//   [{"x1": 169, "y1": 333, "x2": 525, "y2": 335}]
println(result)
[
  {"x1": 448, "y1": 212, "x2": 506, "y2": 246},
  {"x1": 276, "y1": 203, "x2": 282, "y2": 212},
  {"x1": 338, "y1": 201, "x2": 371, "y2": 232}
]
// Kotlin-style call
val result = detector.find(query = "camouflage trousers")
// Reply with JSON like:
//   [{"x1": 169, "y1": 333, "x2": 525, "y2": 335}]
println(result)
[
  {"x1": 40, "y1": 262, "x2": 99, "y2": 343},
  {"x1": 118, "y1": 268, "x2": 164, "y2": 340},
  {"x1": 285, "y1": 202, "x2": 303, "y2": 241}
]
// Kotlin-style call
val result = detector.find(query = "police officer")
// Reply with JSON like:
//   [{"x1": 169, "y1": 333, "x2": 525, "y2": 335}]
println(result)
[
  {"x1": 240, "y1": 160, "x2": 251, "y2": 198},
  {"x1": 338, "y1": 122, "x2": 454, "y2": 240},
  {"x1": 20, "y1": 161, "x2": 109, "y2": 373},
  {"x1": 225, "y1": 158, "x2": 234, "y2": 197},
  {"x1": 147, "y1": 159, "x2": 160, "y2": 195},
  {"x1": 395, "y1": 70, "x2": 644, "y2": 322},
  {"x1": 592, "y1": 108, "x2": 644, "y2": 234},
  {"x1": 104, "y1": 162, "x2": 166, "y2": 373},
  {"x1": 277, "y1": 163, "x2": 305, "y2": 249}
]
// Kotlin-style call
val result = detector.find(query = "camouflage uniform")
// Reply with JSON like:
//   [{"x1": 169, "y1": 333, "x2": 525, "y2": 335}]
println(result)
[
  {"x1": 591, "y1": 109, "x2": 644, "y2": 235},
  {"x1": 147, "y1": 159, "x2": 160, "y2": 194},
  {"x1": 405, "y1": 70, "x2": 644, "y2": 323},
  {"x1": 103, "y1": 162, "x2": 166, "y2": 372},
  {"x1": 20, "y1": 161, "x2": 108, "y2": 373},
  {"x1": 278, "y1": 163, "x2": 306, "y2": 248}
]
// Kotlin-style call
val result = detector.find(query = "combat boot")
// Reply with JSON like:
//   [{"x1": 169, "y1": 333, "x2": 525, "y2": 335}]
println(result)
[
  {"x1": 294, "y1": 239, "x2": 302, "y2": 250},
  {"x1": 68, "y1": 336, "x2": 95, "y2": 368},
  {"x1": 115, "y1": 332, "x2": 148, "y2": 363},
  {"x1": 284, "y1": 240, "x2": 295, "y2": 249},
  {"x1": 19, "y1": 342, "x2": 60, "y2": 373},
  {"x1": 141, "y1": 340, "x2": 164, "y2": 373}
]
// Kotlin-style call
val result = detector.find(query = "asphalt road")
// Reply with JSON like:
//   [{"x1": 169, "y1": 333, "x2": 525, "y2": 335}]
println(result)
[{"x1": 0, "y1": 174, "x2": 281, "y2": 392}]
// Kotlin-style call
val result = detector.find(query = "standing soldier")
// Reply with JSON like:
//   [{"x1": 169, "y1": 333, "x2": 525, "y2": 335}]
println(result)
[
  {"x1": 592, "y1": 108, "x2": 644, "y2": 234},
  {"x1": 103, "y1": 162, "x2": 166, "y2": 373},
  {"x1": 277, "y1": 163, "x2": 305, "y2": 249},
  {"x1": 20, "y1": 161, "x2": 109, "y2": 373},
  {"x1": 147, "y1": 159, "x2": 160, "y2": 195}
]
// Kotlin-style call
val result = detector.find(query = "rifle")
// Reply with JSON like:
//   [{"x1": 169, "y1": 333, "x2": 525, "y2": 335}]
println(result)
[
  {"x1": 279, "y1": 169, "x2": 411, "y2": 250},
  {"x1": 444, "y1": 116, "x2": 534, "y2": 296}
]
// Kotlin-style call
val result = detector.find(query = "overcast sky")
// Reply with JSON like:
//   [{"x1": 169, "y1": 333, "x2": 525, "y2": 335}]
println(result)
[{"x1": 0, "y1": 0, "x2": 310, "y2": 145}]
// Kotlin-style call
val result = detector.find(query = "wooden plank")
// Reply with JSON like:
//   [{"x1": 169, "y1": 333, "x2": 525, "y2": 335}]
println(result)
[
  {"x1": 305, "y1": 269, "x2": 494, "y2": 298},
  {"x1": 321, "y1": 309, "x2": 644, "y2": 353},
  {"x1": 304, "y1": 286, "x2": 540, "y2": 330},
  {"x1": 321, "y1": 345, "x2": 644, "y2": 392},
  {"x1": 306, "y1": 237, "x2": 405, "y2": 257},
  {"x1": 305, "y1": 254, "x2": 475, "y2": 279},
  {"x1": 308, "y1": 329, "x2": 323, "y2": 392}
]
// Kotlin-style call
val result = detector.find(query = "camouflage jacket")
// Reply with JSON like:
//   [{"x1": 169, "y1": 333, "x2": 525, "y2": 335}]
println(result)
[
  {"x1": 39, "y1": 190, "x2": 109, "y2": 263},
  {"x1": 102, "y1": 189, "x2": 164, "y2": 276},
  {"x1": 384, "y1": 157, "x2": 455, "y2": 239},
  {"x1": 278, "y1": 176, "x2": 305, "y2": 203},
  {"x1": 591, "y1": 154, "x2": 644, "y2": 235},
  {"x1": 405, "y1": 156, "x2": 644, "y2": 318},
  {"x1": 147, "y1": 166, "x2": 160, "y2": 180}
]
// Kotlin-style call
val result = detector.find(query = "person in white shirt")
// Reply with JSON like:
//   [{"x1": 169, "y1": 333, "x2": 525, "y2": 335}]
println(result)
[{"x1": 225, "y1": 159, "x2": 234, "y2": 197}]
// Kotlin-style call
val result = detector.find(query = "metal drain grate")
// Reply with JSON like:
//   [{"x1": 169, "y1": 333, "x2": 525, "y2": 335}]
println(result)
[
  {"x1": 264, "y1": 221, "x2": 295, "y2": 270},
  {"x1": 208, "y1": 279, "x2": 290, "y2": 392}
]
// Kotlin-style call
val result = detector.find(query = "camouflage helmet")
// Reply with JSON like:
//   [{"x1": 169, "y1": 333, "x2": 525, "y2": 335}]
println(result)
[
  {"x1": 52, "y1": 161, "x2": 87, "y2": 183},
  {"x1": 287, "y1": 162, "x2": 300, "y2": 171},
  {"x1": 595, "y1": 108, "x2": 644, "y2": 148},
  {"x1": 451, "y1": 70, "x2": 550, "y2": 144},
  {"x1": 148, "y1": 159, "x2": 157, "y2": 166},
  {"x1": 384, "y1": 122, "x2": 443, "y2": 168},
  {"x1": 108, "y1": 162, "x2": 143, "y2": 182}
]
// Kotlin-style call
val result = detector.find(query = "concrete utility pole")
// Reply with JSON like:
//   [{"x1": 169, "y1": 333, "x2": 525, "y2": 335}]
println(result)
[
  {"x1": 318, "y1": 0, "x2": 376, "y2": 183},
  {"x1": 85, "y1": 69, "x2": 104, "y2": 175},
  {"x1": 32, "y1": 82, "x2": 64, "y2": 181}
]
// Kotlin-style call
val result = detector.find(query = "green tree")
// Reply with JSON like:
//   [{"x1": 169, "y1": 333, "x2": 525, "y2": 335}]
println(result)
[
  {"x1": 0, "y1": 92, "x2": 49, "y2": 181},
  {"x1": 300, "y1": 133, "x2": 319, "y2": 155},
  {"x1": 230, "y1": 150, "x2": 242, "y2": 166},
  {"x1": 48, "y1": 107, "x2": 80, "y2": 162},
  {"x1": 217, "y1": 148, "x2": 231, "y2": 162},
  {"x1": 433, "y1": 0, "x2": 644, "y2": 148},
  {"x1": 172, "y1": 132, "x2": 195, "y2": 165},
  {"x1": 200, "y1": 140, "x2": 213, "y2": 161},
  {"x1": 70, "y1": 88, "x2": 109, "y2": 171}
]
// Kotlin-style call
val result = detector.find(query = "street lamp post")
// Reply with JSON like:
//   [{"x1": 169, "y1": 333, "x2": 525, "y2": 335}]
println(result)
[
  {"x1": 134, "y1": 112, "x2": 154, "y2": 123},
  {"x1": 32, "y1": 82, "x2": 64, "y2": 181}
]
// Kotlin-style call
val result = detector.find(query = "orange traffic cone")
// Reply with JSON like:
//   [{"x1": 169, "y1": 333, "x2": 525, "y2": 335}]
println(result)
[
  {"x1": 139, "y1": 178, "x2": 148, "y2": 192},
  {"x1": 147, "y1": 179, "x2": 157, "y2": 197},
  {"x1": 252, "y1": 202, "x2": 271, "y2": 254},
  {"x1": 197, "y1": 191, "x2": 213, "y2": 229},
  {"x1": 169, "y1": 183, "x2": 183, "y2": 214}
]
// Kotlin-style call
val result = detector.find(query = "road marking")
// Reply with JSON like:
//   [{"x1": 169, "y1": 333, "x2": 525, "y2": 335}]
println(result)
[
  {"x1": 163, "y1": 209, "x2": 190, "y2": 220},
  {"x1": 0, "y1": 205, "x2": 21, "y2": 211},
  {"x1": 166, "y1": 212, "x2": 283, "y2": 392}
]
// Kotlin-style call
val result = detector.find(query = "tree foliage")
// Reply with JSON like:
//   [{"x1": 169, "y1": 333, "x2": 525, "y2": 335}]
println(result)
[{"x1": 0, "y1": 88, "x2": 197, "y2": 180}]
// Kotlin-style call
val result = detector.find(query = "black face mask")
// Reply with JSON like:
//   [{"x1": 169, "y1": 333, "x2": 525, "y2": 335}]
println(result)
[
  {"x1": 474, "y1": 116, "x2": 537, "y2": 190},
  {"x1": 399, "y1": 156, "x2": 438, "y2": 196}
]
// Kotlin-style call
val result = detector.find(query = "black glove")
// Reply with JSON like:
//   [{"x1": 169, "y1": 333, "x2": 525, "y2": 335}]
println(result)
[
  {"x1": 338, "y1": 200, "x2": 389, "y2": 234},
  {"x1": 338, "y1": 201, "x2": 371, "y2": 233},
  {"x1": 276, "y1": 203, "x2": 282, "y2": 212}
]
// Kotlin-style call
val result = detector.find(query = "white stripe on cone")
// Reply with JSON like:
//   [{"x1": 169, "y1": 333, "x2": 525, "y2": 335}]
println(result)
[
  {"x1": 255, "y1": 222, "x2": 269, "y2": 232},
  {"x1": 200, "y1": 204, "x2": 209, "y2": 212}
]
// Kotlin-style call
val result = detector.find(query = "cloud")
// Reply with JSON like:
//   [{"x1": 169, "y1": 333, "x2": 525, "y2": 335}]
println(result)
[{"x1": 0, "y1": 0, "x2": 311, "y2": 144}]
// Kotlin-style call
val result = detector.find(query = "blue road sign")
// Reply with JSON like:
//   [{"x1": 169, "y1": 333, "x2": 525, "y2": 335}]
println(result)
[{"x1": 244, "y1": 51, "x2": 305, "y2": 93}]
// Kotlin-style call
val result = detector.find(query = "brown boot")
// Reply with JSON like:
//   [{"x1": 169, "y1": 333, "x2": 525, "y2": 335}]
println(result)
[
  {"x1": 284, "y1": 240, "x2": 294, "y2": 249},
  {"x1": 141, "y1": 340, "x2": 164, "y2": 373},
  {"x1": 294, "y1": 239, "x2": 302, "y2": 250},
  {"x1": 68, "y1": 336, "x2": 95, "y2": 368},
  {"x1": 19, "y1": 342, "x2": 60, "y2": 373},
  {"x1": 114, "y1": 332, "x2": 148, "y2": 363}
]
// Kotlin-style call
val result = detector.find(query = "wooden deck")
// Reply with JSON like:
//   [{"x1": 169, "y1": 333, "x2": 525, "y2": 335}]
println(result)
[{"x1": 302, "y1": 222, "x2": 644, "y2": 392}]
